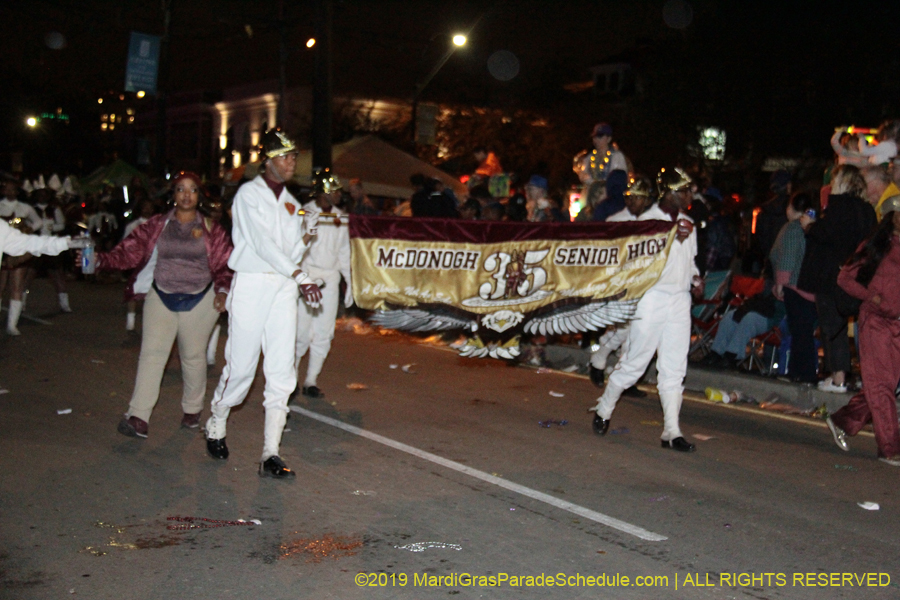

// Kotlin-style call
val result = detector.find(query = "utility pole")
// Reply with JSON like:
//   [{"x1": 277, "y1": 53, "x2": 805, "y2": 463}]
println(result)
[
  {"x1": 154, "y1": 0, "x2": 172, "y2": 176},
  {"x1": 277, "y1": 0, "x2": 288, "y2": 129},
  {"x1": 311, "y1": 0, "x2": 333, "y2": 171}
]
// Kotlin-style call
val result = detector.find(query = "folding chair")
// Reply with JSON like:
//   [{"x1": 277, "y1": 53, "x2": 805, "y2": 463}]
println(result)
[{"x1": 689, "y1": 270, "x2": 732, "y2": 358}]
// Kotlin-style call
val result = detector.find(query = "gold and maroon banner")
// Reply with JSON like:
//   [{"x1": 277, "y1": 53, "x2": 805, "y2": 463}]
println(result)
[{"x1": 350, "y1": 216, "x2": 676, "y2": 316}]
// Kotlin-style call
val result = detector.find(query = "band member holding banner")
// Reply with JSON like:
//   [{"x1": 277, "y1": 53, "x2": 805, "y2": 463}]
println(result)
[
  {"x1": 295, "y1": 169, "x2": 352, "y2": 399},
  {"x1": 589, "y1": 176, "x2": 654, "y2": 395},
  {"x1": 205, "y1": 129, "x2": 321, "y2": 479},
  {"x1": 590, "y1": 168, "x2": 701, "y2": 452}
]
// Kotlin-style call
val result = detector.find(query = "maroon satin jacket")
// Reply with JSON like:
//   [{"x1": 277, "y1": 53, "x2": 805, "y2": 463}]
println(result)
[{"x1": 97, "y1": 211, "x2": 233, "y2": 302}]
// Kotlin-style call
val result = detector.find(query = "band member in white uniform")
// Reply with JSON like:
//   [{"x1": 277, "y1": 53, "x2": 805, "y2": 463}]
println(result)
[
  {"x1": 0, "y1": 180, "x2": 43, "y2": 335},
  {"x1": 205, "y1": 129, "x2": 322, "y2": 479},
  {"x1": 589, "y1": 168, "x2": 702, "y2": 452},
  {"x1": 295, "y1": 169, "x2": 352, "y2": 399},
  {"x1": 588, "y1": 176, "x2": 654, "y2": 397}
]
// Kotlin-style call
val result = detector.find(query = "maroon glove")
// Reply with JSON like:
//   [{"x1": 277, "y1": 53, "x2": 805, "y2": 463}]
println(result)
[
  {"x1": 299, "y1": 283, "x2": 322, "y2": 307},
  {"x1": 676, "y1": 218, "x2": 694, "y2": 242}
]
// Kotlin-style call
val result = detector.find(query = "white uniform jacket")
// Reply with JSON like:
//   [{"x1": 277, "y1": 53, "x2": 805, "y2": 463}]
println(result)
[
  {"x1": 0, "y1": 220, "x2": 69, "y2": 264},
  {"x1": 299, "y1": 201, "x2": 351, "y2": 284},
  {"x1": 638, "y1": 204, "x2": 698, "y2": 295},
  {"x1": 228, "y1": 176, "x2": 310, "y2": 277},
  {"x1": 0, "y1": 199, "x2": 42, "y2": 232}
]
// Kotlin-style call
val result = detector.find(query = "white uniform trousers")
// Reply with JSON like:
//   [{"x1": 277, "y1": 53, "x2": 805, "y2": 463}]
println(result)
[
  {"x1": 295, "y1": 268, "x2": 341, "y2": 388},
  {"x1": 207, "y1": 273, "x2": 299, "y2": 460},
  {"x1": 592, "y1": 289, "x2": 691, "y2": 441},
  {"x1": 589, "y1": 323, "x2": 631, "y2": 370}
]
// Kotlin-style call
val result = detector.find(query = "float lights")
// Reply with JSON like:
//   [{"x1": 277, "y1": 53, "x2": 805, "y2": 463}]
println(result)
[
  {"x1": 306, "y1": 38, "x2": 315, "y2": 48},
  {"x1": 452, "y1": 34, "x2": 467, "y2": 47},
  {"x1": 136, "y1": 91, "x2": 146, "y2": 98}
]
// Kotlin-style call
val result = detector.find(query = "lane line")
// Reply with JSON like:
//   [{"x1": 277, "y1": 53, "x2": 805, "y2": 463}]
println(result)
[
  {"x1": 0, "y1": 307, "x2": 53, "y2": 325},
  {"x1": 290, "y1": 405, "x2": 667, "y2": 542}
]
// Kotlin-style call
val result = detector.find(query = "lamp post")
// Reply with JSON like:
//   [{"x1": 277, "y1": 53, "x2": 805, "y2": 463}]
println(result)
[{"x1": 410, "y1": 33, "x2": 467, "y2": 147}]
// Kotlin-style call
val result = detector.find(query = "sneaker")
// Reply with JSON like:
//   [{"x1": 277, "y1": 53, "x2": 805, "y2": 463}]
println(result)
[
  {"x1": 826, "y1": 417, "x2": 849, "y2": 451},
  {"x1": 878, "y1": 456, "x2": 900, "y2": 467},
  {"x1": 817, "y1": 377, "x2": 847, "y2": 393},
  {"x1": 118, "y1": 415, "x2": 148, "y2": 438},
  {"x1": 181, "y1": 412, "x2": 201, "y2": 429}
]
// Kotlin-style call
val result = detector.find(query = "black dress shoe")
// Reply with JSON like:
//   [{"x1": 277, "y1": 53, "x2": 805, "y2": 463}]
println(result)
[
  {"x1": 661, "y1": 437, "x2": 696, "y2": 452},
  {"x1": 259, "y1": 456, "x2": 296, "y2": 479},
  {"x1": 206, "y1": 437, "x2": 229, "y2": 460},
  {"x1": 592, "y1": 414, "x2": 610, "y2": 436},
  {"x1": 589, "y1": 365, "x2": 605, "y2": 388},
  {"x1": 622, "y1": 385, "x2": 647, "y2": 398},
  {"x1": 302, "y1": 385, "x2": 324, "y2": 399}
]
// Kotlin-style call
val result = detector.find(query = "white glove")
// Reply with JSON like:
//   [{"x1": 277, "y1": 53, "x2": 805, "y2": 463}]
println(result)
[
  {"x1": 66, "y1": 237, "x2": 92, "y2": 249},
  {"x1": 304, "y1": 211, "x2": 319, "y2": 237},
  {"x1": 344, "y1": 286, "x2": 354, "y2": 308}
]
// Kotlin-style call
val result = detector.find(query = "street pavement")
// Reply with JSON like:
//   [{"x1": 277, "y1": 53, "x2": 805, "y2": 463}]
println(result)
[{"x1": 1, "y1": 280, "x2": 898, "y2": 600}]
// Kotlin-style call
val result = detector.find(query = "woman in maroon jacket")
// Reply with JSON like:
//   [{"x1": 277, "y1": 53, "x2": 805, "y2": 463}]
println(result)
[
  {"x1": 95, "y1": 172, "x2": 233, "y2": 438},
  {"x1": 826, "y1": 196, "x2": 900, "y2": 466}
]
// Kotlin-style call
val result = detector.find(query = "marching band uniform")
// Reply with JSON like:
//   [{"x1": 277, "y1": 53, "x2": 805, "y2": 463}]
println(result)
[
  {"x1": 206, "y1": 130, "x2": 320, "y2": 478},
  {"x1": 590, "y1": 169, "x2": 699, "y2": 452},
  {"x1": 295, "y1": 172, "x2": 352, "y2": 398}
]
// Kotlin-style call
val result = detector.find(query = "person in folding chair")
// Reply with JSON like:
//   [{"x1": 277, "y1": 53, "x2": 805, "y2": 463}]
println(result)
[
  {"x1": 589, "y1": 168, "x2": 702, "y2": 452},
  {"x1": 702, "y1": 288, "x2": 784, "y2": 371},
  {"x1": 588, "y1": 175, "x2": 654, "y2": 399}
]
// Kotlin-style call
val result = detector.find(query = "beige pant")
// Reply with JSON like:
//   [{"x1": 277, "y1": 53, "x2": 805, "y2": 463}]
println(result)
[{"x1": 127, "y1": 287, "x2": 220, "y2": 422}]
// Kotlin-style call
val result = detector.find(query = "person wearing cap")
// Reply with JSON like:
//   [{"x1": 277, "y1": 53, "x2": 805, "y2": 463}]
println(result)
[
  {"x1": 524, "y1": 175, "x2": 565, "y2": 222},
  {"x1": 89, "y1": 171, "x2": 233, "y2": 438},
  {"x1": 589, "y1": 167, "x2": 701, "y2": 453},
  {"x1": 205, "y1": 128, "x2": 321, "y2": 479},
  {"x1": 828, "y1": 195, "x2": 900, "y2": 466},
  {"x1": 583, "y1": 123, "x2": 628, "y2": 183},
  {"x1": 588, "y1": 176, "x2": 654, "y2": 394},
  {"x1": 0, "y1": 179, "x2": 43, "y2": 335},
  {"x1": 294, "y1": 169, "x2": 352, "y2": 400}
]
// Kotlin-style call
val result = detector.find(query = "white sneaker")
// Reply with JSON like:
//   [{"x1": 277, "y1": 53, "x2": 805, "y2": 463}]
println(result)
[
  {"x1": 878, "y1": 456, "x2": 900, "y2": 467},
  {"x1": 826, "y1": 417, "x2": 849, "y2": 451},
  {"x1": 817, "y1": 377, "x2": 847, "y2": 393}
]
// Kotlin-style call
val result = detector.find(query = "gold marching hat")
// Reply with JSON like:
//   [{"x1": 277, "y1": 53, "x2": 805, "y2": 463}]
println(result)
[
  {"x1": 625, "y1": 175, "x2": 654, "y2": 198},
  {"x1": 310, "y1": 167, "x2": 342, "y2": 196},
  {"x1": 260, "y1": 128, "x2": 297, "y2": 159},
  {"x1": 656, "y1": 167, "x2": 692, "y2": 196}
]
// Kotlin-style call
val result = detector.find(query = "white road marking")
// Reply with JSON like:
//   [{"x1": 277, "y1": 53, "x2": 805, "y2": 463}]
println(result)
[
  {"x1": 290, "y1": 405, "x2": 668, "y2": 542},
  {"x1": 0, "y1": 307, "x2": 53, "y2": 325}
]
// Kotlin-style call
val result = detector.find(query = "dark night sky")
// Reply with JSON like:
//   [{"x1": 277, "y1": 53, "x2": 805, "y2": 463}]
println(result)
[{"x1": 2, "y1": 0, "x2": 900, "y2": 174}]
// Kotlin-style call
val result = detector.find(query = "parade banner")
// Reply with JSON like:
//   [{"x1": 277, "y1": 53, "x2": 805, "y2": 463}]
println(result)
[{"x1": 350, "y1": 216, "x2": 676, "y2": 358}]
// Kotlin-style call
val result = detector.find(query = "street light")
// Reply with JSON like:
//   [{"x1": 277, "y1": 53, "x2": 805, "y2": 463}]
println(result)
[
  {"x1": 411, "y1": 33, "x2": 468, "y2": 144},
  {"x1": 26, "y1": 117, "x2": 38, "y2": 127}
]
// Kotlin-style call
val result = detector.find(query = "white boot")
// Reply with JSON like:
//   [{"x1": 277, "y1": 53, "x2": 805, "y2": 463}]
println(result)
[
  {"x1": 20, "y1": 290, "x2": 28, "y2": 312},
  {"x1": 261, "y1": 409, "x2": 288, "y2": 461},
  {"x1": 126, "y1": 312, "x2": 136, "y2": 331},
  {"x1": 59, "y1": 293, "x2": 72, "y2": 313},
  {"x1": 659, "y1": 390, "x2": 685, "y2": 442},
  {"x1": 6, "y1": 300, "x2": 22, "y2": 336},
  {"x1": 204, "y1": 404, "x2": 230, "y2": 440},
  {"x1": 206, "y1": 323, "x2": 221, "y2": 366}
]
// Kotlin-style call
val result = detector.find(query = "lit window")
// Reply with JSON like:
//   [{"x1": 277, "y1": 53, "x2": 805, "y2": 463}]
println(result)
[
  {"x1": 128, "y1": 116, "x2": 134, "y2": 123},
  {"x1": 699, "y1": 127, "x2": 726, "y2": 161},
  {"x1": 110, "y1": 114, "x2": 116, "y2": 123},
  {"x1": 109, "y1": 124, "x2": 115, "y2": 131},
  {"x1": 126, "y1": 108, "x2": 134, "y2": 115},
  {"x1": 101, "y1": 114, "x2": 108, "y2": 122},
  {"x1": 101, "y1": 123, "x2": 108, "y2": 130}
]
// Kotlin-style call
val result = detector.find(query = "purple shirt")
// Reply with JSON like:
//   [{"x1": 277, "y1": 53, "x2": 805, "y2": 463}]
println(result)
[{"x1": 153, "y1": 214, "x2": 211, "y2": 293}]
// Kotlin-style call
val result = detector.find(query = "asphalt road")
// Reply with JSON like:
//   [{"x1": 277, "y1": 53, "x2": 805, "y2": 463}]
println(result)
[{"x1": 1, "y1": 281, "x2": 898, "y2": 600}]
